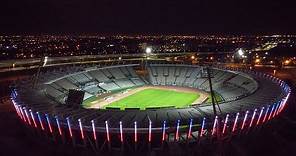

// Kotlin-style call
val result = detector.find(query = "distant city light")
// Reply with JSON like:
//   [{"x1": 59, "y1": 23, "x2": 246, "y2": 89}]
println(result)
[
  {"x1": 255, "y1": 59, "x2": 261, "y2": 63},
  {"x1": 284, "y1": 60, "x2": 290, "y2": 65}
]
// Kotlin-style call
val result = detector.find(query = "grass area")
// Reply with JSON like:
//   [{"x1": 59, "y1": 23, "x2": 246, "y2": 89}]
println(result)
[{"x1": 104, "y1": 88, "x2": 200, "y2": 110}]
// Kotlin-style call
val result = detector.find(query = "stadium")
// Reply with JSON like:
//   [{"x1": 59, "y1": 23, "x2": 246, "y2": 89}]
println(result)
[{"x1": 9, "y1": 57, "x2": 291, "y2": 152}]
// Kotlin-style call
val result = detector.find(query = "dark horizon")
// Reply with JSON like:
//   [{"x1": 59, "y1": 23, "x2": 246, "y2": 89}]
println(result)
[{"x1": 1, "y1": 0, "x2": 296, "y2": 34}]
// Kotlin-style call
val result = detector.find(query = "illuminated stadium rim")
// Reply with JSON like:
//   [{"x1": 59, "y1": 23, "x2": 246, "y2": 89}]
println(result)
[{"x1": 9, "y1": 66, "x2": 291, "y2": 146}]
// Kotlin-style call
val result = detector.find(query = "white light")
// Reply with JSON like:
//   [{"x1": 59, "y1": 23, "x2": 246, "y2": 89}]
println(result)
[
  {"x1": 238, "y1": 49, "x2": 244, "y2": 56},
  {"x1": 43, "y1": 56, "x2": 48, "y2": 67},
  {"x1": 145, "y1": 47, "x2": 152, "y2": 54}
]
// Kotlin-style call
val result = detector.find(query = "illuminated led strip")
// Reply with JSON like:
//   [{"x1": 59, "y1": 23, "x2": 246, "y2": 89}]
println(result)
[
  {"x1": 273, "y1": 102, "x2": 280, "y2": 118},
  {"x1": 14, "y1": 104, "x2": 21, "y2": 119},
  {"x1": 200, "y1": 117, "x2": 206, "y2": 137},
  {"x1": 249, "y1": 109, "x2": 257, "y2": 128},
  {"x1": 187, "y1": 119, "x2": 193, "y2": 139},
  {"x1": 211, "y1": 116, "x2": 218, "y2": 136},
  {"x1": 66, "y1": 117, "x2": 73, "y2": 137},
  {"x1": 24, "y1": 108, "x2": 32, "y2": 125},
  {"x1": 148, "y1": 120, "x2": 152, "y2": 142},
  {"x1": 29, "y1": 109, "x2": 37, "y2": 128},
  {"x1": 162, "y1": 121, "x2": 166, "y2": 141},
  {"x1": 105, "y1": 121, "x2": 110, "y2": 142},
  {"x1": 276, "y1": 100, "x2": 284, "y2": 115},
  {"x1": 11, "y1": 99, "x2": 21, "y2": 118},
  {"x1": 278, "y1": 92, "x2": 290, "y2": 113},
  {"x1": 18, "y1": 105, "x2": 26, "y2": 121},
  {"x1": 45, "y1": 114, "x2": 53, "y2": 133},
  {"x1": 222, "y1": 114, "x2": 229, "y2": 134},
  {"x1": 268, "y1": 105, "x2": 275, "y2": 120},
  {"x1": 232, "y1": 112, "x2": 240, "y2": 132},
  {"x1": 175, "y1": 120, "x2": 180, "y2": 141},
  {"x1": 134, "y1": 121, "x2": 137, "y2": 143},
  {"x1": 37, "y1": 112, "x2": 45, "y2": 130},
  {"x1": 55, "y1": 116, "x2": 62, "y2": 136},
  {"x1": 241, "y1": 111, "x2": 249, "y2": 130},
  {"x1": 78, "y1": 119, "x2": 84, "y2": 139},
  {"x1": 262, "y1": 106, "x2": 270, "y2": 123},
  {"x1": 16, "y1": 105, "x2": 25, "y2": 121},
  {"x1": 119, "y1": 121, "x2": 123, "y2": 143},
  {"x1": 91, "y1": 120, "x2": 97, "y2": 140},
  {"x1": 256, "y1": 107, "x2": 264, "y2": 125}
]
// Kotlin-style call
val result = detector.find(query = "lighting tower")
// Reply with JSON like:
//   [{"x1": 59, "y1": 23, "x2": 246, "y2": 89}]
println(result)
[
  {"x1": 205, "y1": 66, "x2": 222, "y2": 138},
  {"x1": 143, "y1": 46, "x2": 152, "y2": 70},
  {"x1": 33, "y1": 56, "x2": 48, "y2": 88}
]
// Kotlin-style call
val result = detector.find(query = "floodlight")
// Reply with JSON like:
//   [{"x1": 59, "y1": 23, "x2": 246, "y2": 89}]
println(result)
[
  {"x1": 43, "y1": 56, "x2": 48, "y2": 67},
  {"x1": 238, "y1": 49, "x2": 244, "y2": 56},
  {"x1": 145, "y1": 47, "x2": 152, "y2": 54}
]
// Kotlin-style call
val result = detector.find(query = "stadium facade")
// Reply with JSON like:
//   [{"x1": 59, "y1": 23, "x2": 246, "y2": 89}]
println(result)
[{"x1": 10, "y1": 60, "x2": 291, "y2": 151}]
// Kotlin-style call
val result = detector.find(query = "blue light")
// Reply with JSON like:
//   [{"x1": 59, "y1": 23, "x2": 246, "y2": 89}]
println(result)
[
  {"x1": 200, "y1": 117, "x2": 206, "y2": 137},
  {"x1": 162, "y1": 121, "x2": 166, "y2": 141},
  {"x1": 66, "y1": 117, "x2": 73, "y2": 137},
  {"x1": 45, "y1": 114, "x2": 53, "y2": 133},
  {"x1": 37, "y1": 112, "x2": 44, "y2": 130},
  {"x1": 175, "y1": 120, "x2": 180, "y2": 141},
  {"x1": 187, "y1": 119, "x2": 193, "y2": 139},
  {"x1": 55, "y1": 116, "x2": 62, "y2": 136}
]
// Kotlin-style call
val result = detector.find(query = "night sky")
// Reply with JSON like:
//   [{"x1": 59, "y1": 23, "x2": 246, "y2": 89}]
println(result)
[{"x1": 1, "y1": 0, "x2": 296, "y2": 34}]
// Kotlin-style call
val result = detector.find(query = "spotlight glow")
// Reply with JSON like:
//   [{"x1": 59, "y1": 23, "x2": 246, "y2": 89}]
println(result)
[
  {"x1": 232, "y1": 112, "x2": 240, "y2": 132},
  {"x1": 175, "y1": 120, "x2": 180, "y2": 141},
  {"x1": 145, "y1": 47, "x2": 152, "y2": 54},
  {"x1": 222, "y1": 114, "x2": 229, "y2": 134},
  {"x1": 148, "y1": 120, "x2": 152, "y2": 142},
  {"x1": 200, "y1": 117, "x2": 206, "y2": 137},
  {"x1": 66, "y1": 117, "x2": 73, "y2": 137},
  {"x1": 45, "y1": 114, "x2": 53, "y2": 133},
  {"x1": 91, "y1": 120, "x2": 97, "y2": 140},
  {"x1": 37, "y1": 112, "x2": 44, "y2": 130},
  {"x1": 162, "y1": 121, "x2": 166, "y2": 141},
  {"x1": 134, "y1": 121, "x2": 137, "y2": 143},
  {"x1": 212, "y1": 116, "x2": 218, "y2": 136},
  {"x1": 249, "y1": 109, "x2": 257, "y2": 128},
  {"x1": 120, "y1": 121, "x2": 123, "y2": 143},
  {"x1": 256, "y1": 107, "x2": 264, "y2": 125},
  {"x1": 24, "y1": 108, "x2": 31, "y2": 125},
  {"x1": 238, "y1": 49, "x2": 244, "y2": 56},
  {"x1": 262, "y1": 106, "x2": 270, "y2": 123},
  {"x1": 105, "y1": 121, "x2": 110, "y2": 142},
  {"x1": 241, "y1": 111, "x2": 249, "y2": 130},
  {"x1": 78, "y1": 119, "x2": 84, "y2": 139},
  {"x1": 29, "y1": 110, "x2": 37, "y2": 128},
  {"x1": 55, "y1": 116, "x2": 62, "y2": 136},
  {"x1": 187, "y1": 119, "x2": 193, "y2": 139}
]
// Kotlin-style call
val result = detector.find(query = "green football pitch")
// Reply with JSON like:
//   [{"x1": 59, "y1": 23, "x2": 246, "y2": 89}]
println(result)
[{"x1": 104, "y1": 88, "x2": 200, "y2": 110}]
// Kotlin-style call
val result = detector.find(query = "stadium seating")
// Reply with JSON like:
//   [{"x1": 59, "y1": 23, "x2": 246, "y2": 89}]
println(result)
[
  {"x1": 41, "y1": 65, "x2": 146, "y2": 101},
  {"x1": 147, "y1": 64, "x2": 258, "y2": 103}
]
